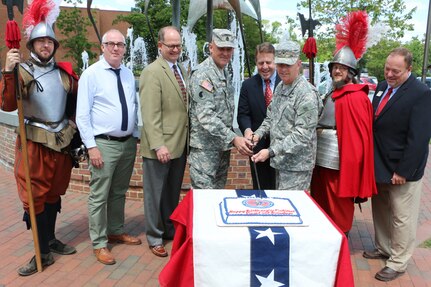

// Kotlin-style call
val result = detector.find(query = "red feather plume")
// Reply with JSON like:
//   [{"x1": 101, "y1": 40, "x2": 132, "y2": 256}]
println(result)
[
  {"x1": 335, "y1": 11, "x2": 368, "y2": 59},
  {"x1": 23, "y1": 0, "x2": 55, "y2": 39}
]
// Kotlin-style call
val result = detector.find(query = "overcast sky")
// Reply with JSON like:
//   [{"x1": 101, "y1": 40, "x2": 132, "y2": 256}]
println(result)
[{"x1": 61, "y1": 0, "x2": 429, "y2": 42}]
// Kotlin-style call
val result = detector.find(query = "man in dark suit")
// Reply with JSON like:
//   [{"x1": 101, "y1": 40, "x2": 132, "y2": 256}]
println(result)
[
  {"x1": 237, "y1": 42, "x2": 280, "y2": 189},
  {"x1": 363, "y1": 47, "x2": 431, "y2": 282}
]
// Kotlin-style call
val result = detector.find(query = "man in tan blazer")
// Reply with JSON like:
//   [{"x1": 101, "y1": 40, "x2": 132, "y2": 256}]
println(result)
[{"x1": 139, "y1": 26, "x2": 188, "y2": 257}]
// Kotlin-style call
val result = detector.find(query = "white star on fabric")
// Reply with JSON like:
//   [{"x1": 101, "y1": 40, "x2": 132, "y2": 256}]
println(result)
[
  {"x1": 255, "y1": 270, "x2": 285, "y2": 287},
  {"x1": 254, "y1": 228, "x2": 282, "y2": 245}
]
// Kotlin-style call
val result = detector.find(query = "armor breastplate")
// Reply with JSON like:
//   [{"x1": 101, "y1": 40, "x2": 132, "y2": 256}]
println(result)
[
  {"x1": 318, "y1": 94, "x2": 336, "y2": 128},
  {"x1": 21, "y1": 62, "x2": 68, "y2": 132},
  {"x1": 316, "y1": 94, "x2": 339, "y2": 170},
  {"x1": 315, "y1": 129, "x2": 339, "y2": 170}
]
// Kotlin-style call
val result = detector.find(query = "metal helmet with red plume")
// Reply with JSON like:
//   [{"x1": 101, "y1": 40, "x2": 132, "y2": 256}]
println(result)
[
  {"x1": 23, "y1": 0, "x2": 61, "y2": 52},
  {"x1": 328, "y1": 10, "x2": 368, "y2": 76}
]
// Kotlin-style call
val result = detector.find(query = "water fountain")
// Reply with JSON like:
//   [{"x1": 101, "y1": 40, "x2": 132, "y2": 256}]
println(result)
[
  {"x1": 132, "y1": 36, "x2": 149, "y2": 71},
  {"x1": 181, "y1": 26, "x2": 198, "y2": 74},
  {"x1": 125, "y1": 27, "x2": 149, "y2": 73},
  {"x1": 127, "y1": 27, "x2": 134, "y2": 71},
  {"x1": 229, "y1": 14, "x2": 245, "y2": 127}
]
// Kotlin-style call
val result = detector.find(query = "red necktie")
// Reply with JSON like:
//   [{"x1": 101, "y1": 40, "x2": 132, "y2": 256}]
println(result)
[
  {"x1": 264, "y1": 79, "x2": 272, "y2": 107},
  {"x1": 173, "y1": 64, "x2": 187, "y2": 104},
  {"x1": 375, "y1": 87, "x2": 393, "y2": 117}
]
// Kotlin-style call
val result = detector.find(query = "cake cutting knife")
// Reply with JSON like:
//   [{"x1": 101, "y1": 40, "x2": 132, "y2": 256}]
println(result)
[{"x1": 251, "y1": 134, "x2": 262, "y2": 199}]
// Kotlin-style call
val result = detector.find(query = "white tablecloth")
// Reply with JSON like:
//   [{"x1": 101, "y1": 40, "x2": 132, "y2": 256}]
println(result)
[{"x1": 159, "y1": 189, "x2": 354, "y2": 287}]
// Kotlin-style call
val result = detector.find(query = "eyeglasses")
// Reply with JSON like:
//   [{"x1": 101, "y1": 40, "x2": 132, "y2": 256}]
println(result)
[
  {"x1": 103, "y1": 42, "x2": 126, "y2": 49},
  {"x1": 332, "y1": 64, "x2": 348, "y2": 72},
  {"x1": 161, "y1": 42, "x2": 182, "y2": 50}
]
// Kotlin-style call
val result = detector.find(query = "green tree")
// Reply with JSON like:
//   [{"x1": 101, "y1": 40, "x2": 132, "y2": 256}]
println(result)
[
  {"x1": 357, "y1": 37, "x2": 424, "y2": 81},
  {"x1": 404, "y1": 36, "x2": 426, "y2": 76},
  {"x1": 262, "y1": 20, "x2": 283, "y2": 42},
  {"x1": 56, "y1": 0, "x2": 97, "y2": 74},
  {"x1": 314, "y1": 37, "x2": 335, "y2": 63},
  {"x1": 298, "y1": 0, "x2": 416, "y2": 40},
  {"x1": 364, "y1": 39, "x2": 400, "y2": 81}
]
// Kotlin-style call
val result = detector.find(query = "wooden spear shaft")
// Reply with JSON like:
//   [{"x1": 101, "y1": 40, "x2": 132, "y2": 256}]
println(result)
[{"x1": 14, "y1": 66, "x2": 42, "y2": 272}]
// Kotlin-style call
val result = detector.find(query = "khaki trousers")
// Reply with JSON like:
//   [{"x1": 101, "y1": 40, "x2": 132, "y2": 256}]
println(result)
[
  {"x1": 88, "y1": 137, "x2": 137, "y2": 249},
  {"x1": 371, "y1": 179, "x2": 422, "y2": 271}
]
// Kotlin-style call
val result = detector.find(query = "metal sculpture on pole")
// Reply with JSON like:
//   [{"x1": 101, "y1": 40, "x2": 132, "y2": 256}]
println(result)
[
  {"x1": 87, "y1": 0, "x2": 101, "y2": 44},
  {"x1": 298, "y1": 0, "x2": 321, "y2": 85}
]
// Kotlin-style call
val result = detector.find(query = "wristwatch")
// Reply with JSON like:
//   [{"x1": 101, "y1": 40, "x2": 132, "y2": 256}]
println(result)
[{"x1": 268, "y1": 147, "x2": 275, "y2": 158}]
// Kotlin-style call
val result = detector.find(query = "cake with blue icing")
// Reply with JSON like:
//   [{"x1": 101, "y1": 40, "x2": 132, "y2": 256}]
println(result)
[{"x1": 219, "y1": 197, "x2": 303, "y2": 226}]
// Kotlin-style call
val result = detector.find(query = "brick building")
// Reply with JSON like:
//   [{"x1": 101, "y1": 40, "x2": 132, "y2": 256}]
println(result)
[{"x1": 0, "y1": 5, "x2": 132, "y2": 69}]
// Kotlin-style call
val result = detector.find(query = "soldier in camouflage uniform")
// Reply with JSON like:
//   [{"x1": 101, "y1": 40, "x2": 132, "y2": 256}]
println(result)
[
  {"x1": 189, "y1": 29, "x2": 253, "y2": 189},
  {"x1": 251, "y1": 40, "x2": 323, "y2": 190}
]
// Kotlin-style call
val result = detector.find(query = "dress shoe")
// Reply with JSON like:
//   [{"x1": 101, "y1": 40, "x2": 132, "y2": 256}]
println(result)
[
  {"x1": 49, "y1": 239, "x2": 77, "y2": 255},
  {"x1": 108, "y1": 233, "x2": 142, "y2": 245},
  {"x1": 150, "y1": 245, "x2": 168, "y2": 257},
  {"x1": 94, "y1": 247, "x2": 116, "y2": 265},
  {"x1": 17, "y1": 253, "x2": 54, "y2": 276},
  {"x1": 363, "y1": 249, "x2": 389, "y2": 260},
  {"x1": 375, "y1": 266, "x2": 405, "y2": 281}
]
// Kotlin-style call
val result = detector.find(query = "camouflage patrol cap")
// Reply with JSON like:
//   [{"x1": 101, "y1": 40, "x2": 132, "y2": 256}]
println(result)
[
  {"x1": 212, "y1": 29, "x2": 235, "y2": 48},
  {"x1": 274, "y1": 40, "x2": 300, "y2": 65}
]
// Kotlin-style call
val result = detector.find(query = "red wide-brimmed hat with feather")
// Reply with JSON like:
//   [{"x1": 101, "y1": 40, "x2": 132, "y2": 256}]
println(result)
[{"x1": 328, "y1": 10, "x2": 369, "y2": 75}]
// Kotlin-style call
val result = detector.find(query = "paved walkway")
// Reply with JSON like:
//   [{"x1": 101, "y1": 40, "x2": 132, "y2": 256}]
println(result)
[{"x1": 0, "y1": 159, "x2": 430, "y2": 286}]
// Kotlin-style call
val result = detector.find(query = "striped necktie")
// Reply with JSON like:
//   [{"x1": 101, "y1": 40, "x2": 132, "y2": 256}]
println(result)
[{"x1": 173, "y1": 65, "x2": 187, "y2": 104}]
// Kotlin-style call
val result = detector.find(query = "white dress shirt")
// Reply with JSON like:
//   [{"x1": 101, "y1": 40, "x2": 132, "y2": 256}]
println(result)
[{"x1": 76, "y1": 57, "x2": 138, "y2": 149}]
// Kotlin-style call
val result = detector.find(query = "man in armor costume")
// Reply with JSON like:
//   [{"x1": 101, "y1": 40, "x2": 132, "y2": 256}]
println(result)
[
  {"x1": 310, "y1": 11, "x2": 377, "y2": 236},
  {"x1": 0, "y1": 21, "x2": 78, "y2": 275}
]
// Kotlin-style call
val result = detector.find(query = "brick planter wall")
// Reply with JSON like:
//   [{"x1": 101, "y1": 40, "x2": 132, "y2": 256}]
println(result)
[
  {"x1": 0, "y1": 122, "x2": 253, "y2": 200},
  {"x1": 0, "y1": 123, "x2": 16, "y2": 173}
]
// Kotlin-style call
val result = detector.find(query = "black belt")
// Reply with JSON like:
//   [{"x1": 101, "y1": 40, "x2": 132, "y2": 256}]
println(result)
[
  {"x1": 317, "y1": 126, "x2": 336, "y2": 130},
  {"x1": 95, "y1": 134, "x2": 132, "y2": 142}
]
